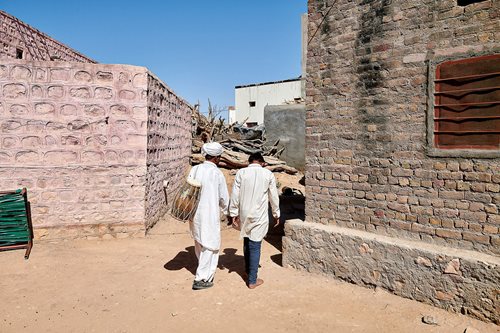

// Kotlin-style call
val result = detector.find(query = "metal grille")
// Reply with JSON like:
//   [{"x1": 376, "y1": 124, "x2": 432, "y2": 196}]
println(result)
[{"x1": 434, "y1": 54, "x2": 500, "y2": 150}]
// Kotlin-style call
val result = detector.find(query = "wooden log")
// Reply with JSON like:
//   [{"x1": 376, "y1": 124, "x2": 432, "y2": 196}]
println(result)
[
  {"x1": 190, "y1": 154, "x2": 204, "y2": 165},
  {"x1": 263, "y1": 156, "x2": 286, "y2": 166},
  {"x1": 266, "y1": 164, "x2": 298, "y2": 175},
  {"x1": 192, "y1": 139, "x2": 203, "y2": 153},
  {"x1": 226, "y1": 142, "x2": 262, "y2": 155},
  {"x1": 221, "y1": 150, "x2": 249, "y2": 168}
]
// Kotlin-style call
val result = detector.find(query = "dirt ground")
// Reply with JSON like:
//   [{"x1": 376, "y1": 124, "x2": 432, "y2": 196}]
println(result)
[{"x1": 1, "y1": 216, "x2": 498, "y2": 333}]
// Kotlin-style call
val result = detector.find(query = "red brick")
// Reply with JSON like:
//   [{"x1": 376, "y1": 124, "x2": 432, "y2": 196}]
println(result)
[{"x1": 436, "y1": 229, "x2": 462, "y2": 239}]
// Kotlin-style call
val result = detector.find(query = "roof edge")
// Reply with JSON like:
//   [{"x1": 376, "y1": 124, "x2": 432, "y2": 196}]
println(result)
[{"x1": 235, "y1": 76, "x2": 302, "y2": 89}]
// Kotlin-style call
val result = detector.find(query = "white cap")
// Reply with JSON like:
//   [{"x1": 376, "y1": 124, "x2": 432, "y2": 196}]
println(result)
[{"x1": 201, "y1": 142, "x2": 224, "y2": 157}]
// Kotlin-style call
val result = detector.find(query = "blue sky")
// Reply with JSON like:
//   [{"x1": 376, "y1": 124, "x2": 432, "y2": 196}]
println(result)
[{"x1": 2, "y1": 1, "x2": 306, "y2": 116}]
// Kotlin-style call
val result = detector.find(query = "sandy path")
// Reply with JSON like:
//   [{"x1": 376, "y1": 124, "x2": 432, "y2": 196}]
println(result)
[{"x1": 0, "y1": 216, "x2": 497, "y2": 333}]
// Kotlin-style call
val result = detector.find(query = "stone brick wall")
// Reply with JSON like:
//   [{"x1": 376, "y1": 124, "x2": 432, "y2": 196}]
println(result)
[
  {"x1": 0, "y1": 59, "x2": 190, "y2": 239},
  {"x1": 144, "y1": 73, "x2": 192, "y2": 229},
  {"x1": 0, "y1": 10, "x2": 95, "y2": 63},
  {"x1": 305, "y1": 0, "x2": 499, "y2": 255}
]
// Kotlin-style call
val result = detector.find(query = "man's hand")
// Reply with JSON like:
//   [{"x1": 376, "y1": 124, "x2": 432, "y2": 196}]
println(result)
[
  {"x1": 229, "y1": 216, "x2": 240, "y2": 229},
  {"x1": 273, "y1": 217, "x2": 280, "y2": 228}
]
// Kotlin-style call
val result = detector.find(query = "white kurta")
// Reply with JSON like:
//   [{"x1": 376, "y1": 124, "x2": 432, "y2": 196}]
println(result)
[
  {"x1": 229, "y1": 164, "x2": 280, "y2": 242},
  {"x1": 188, "y1": 161, "x2": 229, "y2": 251}
]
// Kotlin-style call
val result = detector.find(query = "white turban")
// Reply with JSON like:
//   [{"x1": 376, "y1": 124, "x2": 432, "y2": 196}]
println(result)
[{"x1": 201, "y1": 142, "x2": 224, "y2": 157}]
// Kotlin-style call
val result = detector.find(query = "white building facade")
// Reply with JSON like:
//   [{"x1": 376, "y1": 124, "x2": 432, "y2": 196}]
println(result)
[{"x1": 230, "y1": 78, "x2": 302, "y2": 126}]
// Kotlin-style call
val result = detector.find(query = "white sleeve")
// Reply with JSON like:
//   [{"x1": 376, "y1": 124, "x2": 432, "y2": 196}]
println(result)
[
  {"x1": 268, "y1": 173, "x2": 280, "y2": 219},
  {"x1": 218, "y1": 171, "x2": 229, "y2": 215},
  {"x1": 229, "y1": 171, "x2": 241, "y2": 217}
]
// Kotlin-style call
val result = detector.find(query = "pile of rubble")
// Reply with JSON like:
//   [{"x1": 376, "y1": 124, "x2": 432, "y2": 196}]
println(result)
[{"x1": 190, "y1": 105, "x2": 298, "y2": 174}]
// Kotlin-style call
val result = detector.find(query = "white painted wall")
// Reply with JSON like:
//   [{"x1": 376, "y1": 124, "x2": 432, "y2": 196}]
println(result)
[
  {"x1": 229, "y1": 108, "x2": 236, "y2": 123},
  {"x1": 232, "y1": 79, "x2": 302, "y2": 125}
]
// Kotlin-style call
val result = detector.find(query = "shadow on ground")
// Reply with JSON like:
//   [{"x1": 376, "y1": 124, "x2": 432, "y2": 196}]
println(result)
[
  {"x1": 218, "y1": 248, "x2": 246, "y2": 281},
  {"x1": 164, "y1": 246, "x2": 197, "y2": 275},
  {"x1": 164, "y1": 246, "x2": 247, "y2": 282}
]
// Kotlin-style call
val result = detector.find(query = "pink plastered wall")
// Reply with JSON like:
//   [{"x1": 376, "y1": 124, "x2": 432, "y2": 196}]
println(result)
[{"x1": 0, "y1": 59, "x2": 191, "y2": 239}]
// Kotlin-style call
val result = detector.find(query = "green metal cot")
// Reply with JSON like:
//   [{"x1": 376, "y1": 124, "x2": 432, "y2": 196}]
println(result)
[{"x1": 0, "y1": 188, "x2": 33, "y2": 259}]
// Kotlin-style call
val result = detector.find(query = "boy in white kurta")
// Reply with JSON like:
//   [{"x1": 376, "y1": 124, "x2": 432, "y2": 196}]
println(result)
[
  {"x1": 229, "y1": 152, "x2": 280, "y2": 289},
  {"x1": 188, "y1": 142, "x2": 229, "y2": 290}
]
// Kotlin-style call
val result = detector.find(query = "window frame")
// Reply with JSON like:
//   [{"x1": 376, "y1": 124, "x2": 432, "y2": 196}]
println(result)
[{"x1": 426, "y1": 52, "x2": 500, "y2": 158}]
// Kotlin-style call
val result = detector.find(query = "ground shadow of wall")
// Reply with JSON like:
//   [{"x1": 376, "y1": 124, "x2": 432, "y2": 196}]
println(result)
[
  {"x1": 265, "y1": 191, "x2": 305, "y2": 267},
  {"x1": 265, "y1": 191, "x2": 305, "y2": 249}
]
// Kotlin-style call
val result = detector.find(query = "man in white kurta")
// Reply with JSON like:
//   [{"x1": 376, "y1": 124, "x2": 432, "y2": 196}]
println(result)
[
  {"x1": 188, "y1": 142, "x2": 229, "y2": 290},
  {"x1": 229, "y1": 152, "x2": 280, "y2": 289}
]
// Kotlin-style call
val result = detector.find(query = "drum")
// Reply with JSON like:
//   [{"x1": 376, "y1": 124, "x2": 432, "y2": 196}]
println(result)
[{"x1": 170, "y1": 178, "x2": 202, "y2": 222}]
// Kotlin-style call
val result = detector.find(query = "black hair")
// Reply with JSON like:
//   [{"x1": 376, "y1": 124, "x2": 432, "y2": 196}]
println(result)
[{"x1": 248, "y1": 152, "x2": 265, "y2": 163}]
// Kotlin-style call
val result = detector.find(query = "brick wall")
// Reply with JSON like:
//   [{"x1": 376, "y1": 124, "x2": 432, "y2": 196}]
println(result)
[
  {"x1": 305, "y1": 0, "x2": 499, "y2": 255},
  {"x1": 0, "y1": 10, "x2": 95, "y2": 63},
  {"x1": 0, "y1": 59, "x2": 191, "y2": 239},
  {"x1": 144, "y1": 73, "x2": 192, "y2": 229}
]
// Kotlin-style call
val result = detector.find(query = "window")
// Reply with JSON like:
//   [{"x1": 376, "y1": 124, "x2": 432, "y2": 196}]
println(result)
[
  {"x1": 249, "y1": 101, "x2": 256, "y2": 107},
  {"x1": 15, "y1": 48, "x2": 23, "y2": 59},
  {"x1": 246, "y1": 122, "x2": 258, "y2": 128},
  {"x1": 432, "y1": 54, "x2": 499, "y2": 151}
]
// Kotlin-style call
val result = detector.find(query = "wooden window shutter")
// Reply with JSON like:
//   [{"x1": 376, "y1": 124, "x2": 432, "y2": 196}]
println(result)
[{"x1": 434, "y1": 54, "x2": 500, "y2": 150}]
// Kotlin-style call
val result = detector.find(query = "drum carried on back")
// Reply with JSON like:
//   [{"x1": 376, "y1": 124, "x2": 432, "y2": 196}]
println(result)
[{"x1": 170, "y1": 178, "x2": 202, "y2": 222}]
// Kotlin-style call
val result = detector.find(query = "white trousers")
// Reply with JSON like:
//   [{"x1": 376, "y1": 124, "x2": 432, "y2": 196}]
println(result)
[{"x1": 194, "y1": 241, "x2": 219, "y2": 282}]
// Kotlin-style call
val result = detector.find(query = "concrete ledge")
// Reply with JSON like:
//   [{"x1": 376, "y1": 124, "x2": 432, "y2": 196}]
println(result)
[{"x1": 283, "y1": 219, "x2": 500, "y2": 324}]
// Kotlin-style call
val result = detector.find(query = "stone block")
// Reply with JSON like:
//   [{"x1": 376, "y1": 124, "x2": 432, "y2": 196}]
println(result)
[
  {"x1": 50, "y1": 68, "x2": 70, "y2": 81},
  {"x1": 118, "y1": 90, "x2": 136, "y2": 100},
  {"x1": 15, "y1": 151, "x2": 39, "y2": 163},
  {"x1": 96, "y1": 71, "x2": 113, "y2": 82},
  {"x1": 95, "y1": 87, "x2": 113, "y2": 99},
  {"x1": 283, "y1": 220, "x2": 499, "y2": 323},
  {"x1": 11, "y1": 66, "x2": 31, "y2": 80},
  {"x1": 435, "y1": 228, "x2": 462, "y2": 239},
  {"x1": 3, "y1": 83, "x2": 27, "y2": 98},
  {"x1": 462, "y1": 232, "x2": 490, "y2": 245},
  {"x1": 70, "y1": 87, "x2": 91, "y2": 99},
  {"x1": 83, "y1": 104, "x2": 106, "y2": 117},
  {"x1": 74, "y1": 71, "x2": 92, "y2": 82},
  {"x1": 34, "y1": 102, "x2": 55, "y2": 115},
  {"x1": 47, "y1": 85, "x2": 64, "y2": 98}
]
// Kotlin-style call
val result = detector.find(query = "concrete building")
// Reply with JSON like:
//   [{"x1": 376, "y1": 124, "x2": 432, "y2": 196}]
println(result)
[
  {"x1": 284, "y1": 0, "x2": 499, "y2": 324},
  {"x1": 0, "y1": 11, "x2": 192, "y2": 240},
  {"x1": 230, "y1": 78, "x2": 302, "y2": 126},
  {"x1": 230, "y1": 13, "x2": 308, "y2": 127}
]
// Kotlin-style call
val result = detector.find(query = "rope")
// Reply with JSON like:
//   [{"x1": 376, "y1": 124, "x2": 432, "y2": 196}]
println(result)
[{"x1": 308, "y1": 0, "x2": 338, "y2": 45}]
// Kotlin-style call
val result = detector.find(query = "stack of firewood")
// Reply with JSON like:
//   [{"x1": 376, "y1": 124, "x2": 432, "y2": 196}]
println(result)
[{"x1": 190, "y1": 104, "x2": 297, "y2": 175}]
